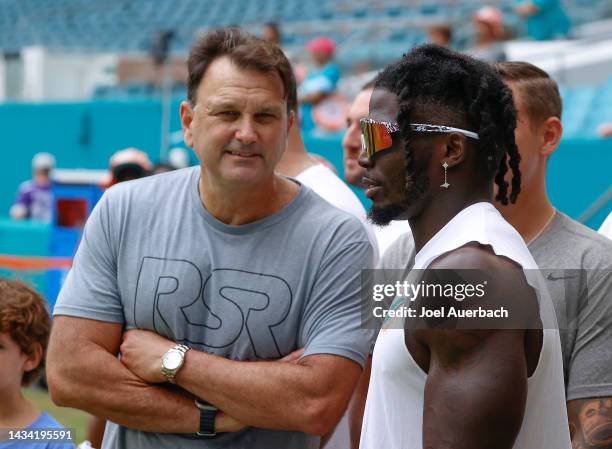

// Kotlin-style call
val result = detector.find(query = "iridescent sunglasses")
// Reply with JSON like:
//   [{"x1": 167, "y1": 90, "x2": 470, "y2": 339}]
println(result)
[{"x1": 359, "y1": 118, "x2": 480, "y2": 159}]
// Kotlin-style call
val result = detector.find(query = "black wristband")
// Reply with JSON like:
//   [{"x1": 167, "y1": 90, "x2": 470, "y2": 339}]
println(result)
[{"x1": 195, "y1": 400, "x2": 217, "y2": 437}]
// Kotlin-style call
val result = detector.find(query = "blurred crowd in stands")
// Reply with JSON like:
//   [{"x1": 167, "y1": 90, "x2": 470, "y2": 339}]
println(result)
[
  {"x1": 257, "y1": 0, "x2": 576, "y2": 136},
  {"x1": 10, "y1": 148, "x2": 190, "y2": 226},
  {"x1": 9, "y1": 0, "x2": 612, "y2": 230}
]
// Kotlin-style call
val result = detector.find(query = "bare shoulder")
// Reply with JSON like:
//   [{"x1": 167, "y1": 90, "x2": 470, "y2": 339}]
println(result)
[
  {"x1": 428, "y1": 242, "x2": 536, "y2": 309},
  {"x1": 410, "y1": 242, "x2": 540, "y2": 354},
  {"x1": 429, "y1": 242, "x2": 523, "y2": 272}
]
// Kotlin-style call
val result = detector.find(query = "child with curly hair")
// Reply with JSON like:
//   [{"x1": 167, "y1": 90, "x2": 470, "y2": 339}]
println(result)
[{"x1": 0, "y1": 279, "x2": 74, "y2": 448}]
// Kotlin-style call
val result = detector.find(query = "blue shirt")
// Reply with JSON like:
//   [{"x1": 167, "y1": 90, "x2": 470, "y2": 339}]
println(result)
[
  {"x1": 299, "y1": 63, "x2": 341, "y2": 132},
  {"x1": 13, "y1": 180, "x2": 53, "y2": 223},
  {"x1": 517, "y1": 0, "x2": 570, "y2": 40},
  {"x1": 0, "y1": 412, "x2": 75, "y2": 449}
]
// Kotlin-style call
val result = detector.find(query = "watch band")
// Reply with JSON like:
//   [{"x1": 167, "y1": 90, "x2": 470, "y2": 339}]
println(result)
[
  {"x1": 195, "y1": 400, "x2": 218, "y2": 437},
  {"x1": 161, "y1": 344, "x2": 190, "y2": 383}
]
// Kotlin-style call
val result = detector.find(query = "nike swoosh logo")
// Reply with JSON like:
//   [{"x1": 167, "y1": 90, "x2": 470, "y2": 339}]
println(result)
[{"x1": 547, "y1": 273, "x2": 577, "y2": 281}]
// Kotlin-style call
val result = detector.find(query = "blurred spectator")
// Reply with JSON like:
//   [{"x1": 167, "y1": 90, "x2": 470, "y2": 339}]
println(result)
[
  {"x1": 10, "y1": 153, "x2": 55, "y2": 223},
  {"x1": 598, "y1": 123, "x2": 612, "y2": 138},
  {"x1": 275, "y1": 90, "x2": 380, "y2": 263},
  {"x1": 342, "y1": 81, "x2": 373, "y2": 189},
  {"x1": 101, "y1": 148, "x2": 152, "y2": 188},
  {"x1": 262, "y1": 22, "x2": 281, "y2": 45},
  {"x1": 342, "y1": 81, "x2": 411, "y2": 257},
  {"x1": 469, "y1": 6, "x2": 507, "y2": 62},
  {"x1": 298, "y1": 36, "x2": 341, "y2": 132},
  {"x1": 109, "y1": 148, "x2": 152, "y2": 184},
  {"x1": 515, "y1": 0, "x2": 570, "y2": 40},
  {"x1": 428, "y1": 24, "x2": 452, "y2": 48}
]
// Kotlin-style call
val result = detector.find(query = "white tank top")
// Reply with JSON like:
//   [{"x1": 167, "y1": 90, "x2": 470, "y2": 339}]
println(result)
[{"x1": 360, "y1": 202, "x2": 571, "y2": 449}]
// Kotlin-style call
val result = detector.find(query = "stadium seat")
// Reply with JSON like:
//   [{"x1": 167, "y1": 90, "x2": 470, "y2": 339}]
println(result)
[{"x1": 2, "y1": 0, "x2": 610, "y2": 91}]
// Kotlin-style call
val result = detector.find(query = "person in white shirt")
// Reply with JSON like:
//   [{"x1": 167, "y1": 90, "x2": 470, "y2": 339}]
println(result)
[
  {"x1": 342, "y1": 81, "x2": 411, "y2": 257},
  {"x1": 358, "y1": 45, "x2": 570, "y2": 449},
  {"x1": 275, "y1": 79, "x2": 379, "y2": 449},
  {"x1": 276, "y1": 84, "x2": 380, "y2": 266},
  {"x1": 599, "y1": 212, "x2": 612, "y2": 239}
]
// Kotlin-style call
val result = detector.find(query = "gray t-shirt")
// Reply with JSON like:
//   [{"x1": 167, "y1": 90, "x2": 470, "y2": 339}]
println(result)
[
  {"x1": 379, "y1": 211, "x2": 612, "y2": 401},
  {"x1": 54, "y1": 167, "x2": 374, "y2": 449}
]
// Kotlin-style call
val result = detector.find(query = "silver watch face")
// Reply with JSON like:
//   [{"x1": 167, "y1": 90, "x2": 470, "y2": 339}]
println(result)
[{"x1": 162, "y1": 350, "x2": 183, "y2": 370}]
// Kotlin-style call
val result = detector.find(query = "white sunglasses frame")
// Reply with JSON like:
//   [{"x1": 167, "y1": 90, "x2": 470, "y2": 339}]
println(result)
[{"x1": 359, "y1": 118, "x2": 480, "y2": 140}]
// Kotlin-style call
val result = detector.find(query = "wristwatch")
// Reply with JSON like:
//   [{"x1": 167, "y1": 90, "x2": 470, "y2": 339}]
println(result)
[
  {"x1": 161, "y1": 344, "x2": 190, "y2": 383},
  {"x1": 195, "y1": 399, "x2": 218, "y2": 437}
]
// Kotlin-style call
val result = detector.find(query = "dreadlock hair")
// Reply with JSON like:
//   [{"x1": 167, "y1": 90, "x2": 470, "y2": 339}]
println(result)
[{"x1": 374, "y1": 44, "x2": 521, "y2": 205}]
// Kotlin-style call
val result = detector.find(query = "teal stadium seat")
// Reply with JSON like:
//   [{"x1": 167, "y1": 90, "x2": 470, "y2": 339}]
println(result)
[{"x1": 0, "y1": 0, "x2": 610, "y2": 96}]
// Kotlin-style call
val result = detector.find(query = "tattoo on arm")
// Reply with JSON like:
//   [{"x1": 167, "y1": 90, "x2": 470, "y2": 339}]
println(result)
[{"x1": 568, "y1": 398, "x2": 612, "y2": 449}]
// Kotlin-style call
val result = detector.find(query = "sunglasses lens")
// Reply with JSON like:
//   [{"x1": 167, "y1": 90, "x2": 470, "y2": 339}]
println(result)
[{"x1": 360, "y1": 121, "x2": 394, "y2": 158}]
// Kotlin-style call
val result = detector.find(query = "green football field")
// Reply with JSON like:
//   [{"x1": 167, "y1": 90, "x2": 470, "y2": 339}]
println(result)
[{"x1": 25, "y1": 386, "x2": 90, "y2": 445}]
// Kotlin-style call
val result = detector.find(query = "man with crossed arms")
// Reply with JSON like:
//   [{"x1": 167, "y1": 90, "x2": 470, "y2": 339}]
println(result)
[{"x1": 47, "y1": 28, "x2": 373, "y2": 449}]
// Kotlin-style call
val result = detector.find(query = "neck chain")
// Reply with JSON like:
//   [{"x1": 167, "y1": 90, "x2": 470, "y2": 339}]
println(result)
[{"x1": 527, "y1": 209, "x2": 557, "y2": 244}]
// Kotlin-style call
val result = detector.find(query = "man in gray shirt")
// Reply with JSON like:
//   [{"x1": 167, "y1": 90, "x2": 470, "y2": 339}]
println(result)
[
  {"x1": 494, "y1": 62, "x2": 612, "y2": 449},
  {"x1": 377, "y1": 61, "x2": 612, "y2": 449},
  {"x1": 47, "y1": 29, "x2": 373, "y2": 449}
]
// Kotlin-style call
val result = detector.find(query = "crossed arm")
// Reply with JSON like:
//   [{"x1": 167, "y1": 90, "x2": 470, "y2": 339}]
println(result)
[
  {"x1": 117, "y1": 327, "x2": 361, "y2": 435},
  {"x1": 47, "y1": 317, "x2": 200, "y2": 434},
  {"x1": 172, "y1": 346, "x2": 361, "y2": 434},
  {"x1": 47, "y1": 316, "x2": 362, "y2": 436}
]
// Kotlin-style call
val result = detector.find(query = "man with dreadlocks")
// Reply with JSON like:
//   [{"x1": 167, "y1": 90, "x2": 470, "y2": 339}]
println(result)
[{"x1": 357, "y1": 45, "x2": 571, "y2": 449}]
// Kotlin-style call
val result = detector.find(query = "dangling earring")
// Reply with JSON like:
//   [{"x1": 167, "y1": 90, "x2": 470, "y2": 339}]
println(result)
[{"x1": 440, "y1": 162, "x2": 450, "y2": 189}]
